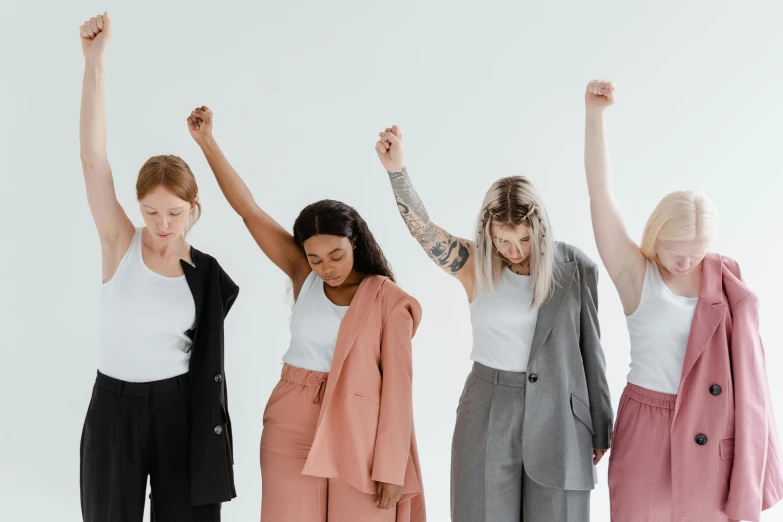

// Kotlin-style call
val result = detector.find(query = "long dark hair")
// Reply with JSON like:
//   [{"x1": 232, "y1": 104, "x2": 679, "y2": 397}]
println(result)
[{"x1": 293, "y1": 199, "x2": 395, "y2": 282}]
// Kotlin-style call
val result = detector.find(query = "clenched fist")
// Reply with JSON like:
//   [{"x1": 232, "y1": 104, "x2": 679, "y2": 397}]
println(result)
[
  {"x1": 79, "y1": 12, "x2": 111, "y2": 60},
  {"x1": 375, "y1": 125, "x2": 405, "y2": 173},
  {"x1": 585, "y1": 80, "x2": 615, "y2": 113},
  {"x1": 187, "y1": 106, "x2": 214, "y2": 143}
]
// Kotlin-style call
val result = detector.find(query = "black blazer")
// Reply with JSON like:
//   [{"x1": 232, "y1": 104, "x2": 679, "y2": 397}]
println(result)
[{"x1": 181, "y1": 246, "x2": 239, "y2": 506}]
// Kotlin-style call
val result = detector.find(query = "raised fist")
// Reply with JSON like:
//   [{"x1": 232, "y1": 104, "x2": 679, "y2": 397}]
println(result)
[
  {"x1": 187, "y1": 106, "x2": 214, "y2": 143},
  {"x1": 375, "y1": 125, "x2": 405, "y2": 173},
  {"x1": 79, "y1": 12, "x2": 111, "y2": 60},
  {"x1": 585, "y1": 80, "x2": 615, "y2": 112}
]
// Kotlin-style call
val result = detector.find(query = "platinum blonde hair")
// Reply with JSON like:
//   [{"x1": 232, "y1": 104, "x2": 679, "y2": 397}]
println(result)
[
  {"x1": 474, "y1": 176, "x2": 554, "y2": 308},
  {"x1": 640, "y1": 191, "x2": 719, "y2": 259}
]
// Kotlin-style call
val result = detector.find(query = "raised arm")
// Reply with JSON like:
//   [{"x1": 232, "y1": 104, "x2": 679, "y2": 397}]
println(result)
[
  {"x1": 375, "y1": 126, "x2": 474, "y2": 289},
  {"x1": 187, "y1": 107, "x2": 309, "y2": 288},
  {"x1": 584, "y1": 81, "x2": 646, "y2": 313},
  {"x1": 79, "y1": 12, "x2": 134, "y2": 281}
]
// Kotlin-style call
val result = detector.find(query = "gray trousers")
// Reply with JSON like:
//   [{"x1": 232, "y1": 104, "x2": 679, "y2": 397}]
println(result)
[{"x1": 451, "y1": 362, "x2": 590, "y2": 522}]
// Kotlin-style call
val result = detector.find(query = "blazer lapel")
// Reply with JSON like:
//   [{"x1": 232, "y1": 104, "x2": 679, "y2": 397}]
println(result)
[
  {"x1": 317, "y1": 275, "x2": 386, "y2": 422},
  {"x1": 677, "y1": 254, "x2": 726, "y2": 389},
  {"x1": 181, "y1": 248, "x2": 206, "y2": 331},
  {"x1": 527, "y1": 261, "x2": 577, "y2": 366}
]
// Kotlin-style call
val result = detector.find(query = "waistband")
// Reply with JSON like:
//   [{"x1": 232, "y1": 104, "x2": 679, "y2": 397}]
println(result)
[
  {"x1": 280, "y1": 364, "x2": 329, "y2": 405},
  {"x1": 280, "y1": 363, "x2": 329, "y2": 386},
  {"x1": 471, "y1": 361, "x2": 527, "y2": 388},
  {"x1": 95, "y1": 371, "x2": 190, "y2": 398},
  {"x1": 622, "y1": 382, "x2": 677, "y2": 409}
]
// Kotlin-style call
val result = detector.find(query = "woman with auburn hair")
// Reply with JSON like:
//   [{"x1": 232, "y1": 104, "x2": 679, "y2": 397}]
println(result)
[
  {"x1": 584, "y1": 79, "x2": 783, "y2": 522},
  {"x1": 78, "y1": 13, "x2": 239, "y2": 522},
  {"x1": 187, "y1": 107, "x2": 426, "y2": 522},
  {"x1": 375, "y1": 125, "x2": 613, "y2": 521}
]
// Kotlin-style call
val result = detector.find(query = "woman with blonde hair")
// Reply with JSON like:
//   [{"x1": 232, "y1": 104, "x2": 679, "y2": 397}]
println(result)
[
  {"x1": 375, "y1": 126, "x2": 613, "y2": 521},
  {"x1": 584, "y1": 79, "x2": 783, "y2": 521},
  {"x1": 77, "y1": 13, "x2": 239, "y2": 521}
]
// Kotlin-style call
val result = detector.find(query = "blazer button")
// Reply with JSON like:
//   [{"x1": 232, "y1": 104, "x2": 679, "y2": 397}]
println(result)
[
  {"x1": 695, "y1": 434, "x2": 708, "y2": 445},
  {"x1": 709, "y1": 384, "x2": 721, "y2": 396},
  {"x1": 214, "y1": 373, "x2": 222, "y2": 383},
  {"x1": 528, "y1": 374, "x2": 538, "y2": 383},
  {"x1": 214, "y1": 425, "x2": 223, "y2": 435}
]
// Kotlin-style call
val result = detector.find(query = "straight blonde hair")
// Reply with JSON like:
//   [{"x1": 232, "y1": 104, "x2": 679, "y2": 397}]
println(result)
[
  {"x1": 474, "y1": 176, "x2": 555, "y2": 308},
  {"x1": 640, "y1": 191, "x2": 719, "y2": 259}
]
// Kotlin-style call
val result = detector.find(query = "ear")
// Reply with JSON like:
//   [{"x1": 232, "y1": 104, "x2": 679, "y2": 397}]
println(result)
[{"x1": 191, "y1": 195, "x2": 200, "y2": 211}]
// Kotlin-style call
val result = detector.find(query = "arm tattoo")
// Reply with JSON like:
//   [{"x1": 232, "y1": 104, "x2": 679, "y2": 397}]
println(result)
[{"x1": 387, "y1": 167, "x2": 471, "y2": 273}]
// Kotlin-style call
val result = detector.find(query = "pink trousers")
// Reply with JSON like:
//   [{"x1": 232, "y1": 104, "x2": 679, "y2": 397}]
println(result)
[
  {"x1": 259, "y1": 364, "x2": 399, "y2": 522},
  {"x1": 608, "y1": 383, "x2": 737, "y2": 522}
]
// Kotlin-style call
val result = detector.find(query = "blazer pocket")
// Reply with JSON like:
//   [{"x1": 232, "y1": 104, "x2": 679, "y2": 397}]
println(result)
[
  {"x1": 353, "y1": 392, "x2": 381, "y2": 405},
  {"x1": 571, "y1": 393, "x2": 594, "y2": 435},
  {"x1": 720, "y1": 438, "x2": 735, "y2": 460}
]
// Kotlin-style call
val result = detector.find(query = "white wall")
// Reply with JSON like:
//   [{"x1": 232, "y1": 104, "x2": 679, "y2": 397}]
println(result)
[{"x1": 2, "y1": 0, "x2": 782, "y2": 520}]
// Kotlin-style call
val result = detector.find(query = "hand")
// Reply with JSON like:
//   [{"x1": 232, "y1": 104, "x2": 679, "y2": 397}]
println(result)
[
  {"x1": 375, "y1": 125, "x2": 405, "y2": 173},
  {"x1": 593, "y1": 448, "x2": 607, "y2": 465},
  {"x1": 585, "y1": 80, "x2": 615, "y2": 113},
  {"x1": 79, "y1": 12, "x2": 111, "y2": 60},
  {"x1": 187, "y1": 106, "x2": 214, "y2": 143},
  {"x1": 375, "y1": 481, "x2": 402, "y2": 509}
]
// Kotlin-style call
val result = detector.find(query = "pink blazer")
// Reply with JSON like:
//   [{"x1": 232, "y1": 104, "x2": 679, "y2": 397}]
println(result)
[
  {"x1": 670, "y1": 253, "x2": 783, "y2": 521},
  {"x1": 300, "y1": 275, "x2": 426, "y2": 522}
]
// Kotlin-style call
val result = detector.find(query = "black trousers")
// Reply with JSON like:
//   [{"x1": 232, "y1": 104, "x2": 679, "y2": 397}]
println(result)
[{"x1": 80, "y1": 371, "x2": 221, "y2": 522}]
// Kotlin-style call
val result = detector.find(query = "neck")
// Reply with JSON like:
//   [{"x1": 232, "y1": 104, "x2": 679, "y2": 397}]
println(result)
[{"x1": 143, "y1": 228, "x2": 186, "y2": 257}]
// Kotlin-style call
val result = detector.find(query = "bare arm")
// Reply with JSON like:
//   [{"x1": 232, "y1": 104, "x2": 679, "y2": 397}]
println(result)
[
  {"x1": 375, "y1": 127, "x2": 474, "y2": 290},
  {"x1": 188, "y1": 108, "x2": 309, "y2": 288},
  {"x1": 584, "y1": 81, "x2": 645, "y2": 312},
  {"x1": 79, "y1": 13, "x2": 134, "y2": 281}
]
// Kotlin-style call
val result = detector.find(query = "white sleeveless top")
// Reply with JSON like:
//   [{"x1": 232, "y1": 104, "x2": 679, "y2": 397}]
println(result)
[
  {"x1": 469, "y1": 268, "x2": 540, "y2": 372},
  {"x1": 626, "y1": 260, "x2": 698, "y2": 394},
  {"x1": 283, "y1": 270, "x2": 350, "y2": 372},
  {"x1": 98, "y1": 228, "x2": 196, "y2": 383}
]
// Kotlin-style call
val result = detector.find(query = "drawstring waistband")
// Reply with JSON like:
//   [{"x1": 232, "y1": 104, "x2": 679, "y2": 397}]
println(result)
[{"x1": 313, "y1": 380, "x2": 327, "y2": 405}]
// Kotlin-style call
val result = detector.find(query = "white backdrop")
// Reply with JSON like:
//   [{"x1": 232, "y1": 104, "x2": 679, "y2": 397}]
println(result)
[{"x1": 2, "y1": 0, "x2": 782, "y2": 520}]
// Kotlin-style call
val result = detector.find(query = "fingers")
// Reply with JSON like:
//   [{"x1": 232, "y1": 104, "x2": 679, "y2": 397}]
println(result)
[
  {"x1": 193, "y1": 107, "x2": 212, "y2": 123},
  {"x1": 187, "y1": 115, "x2": 200, "y2": 130},
  {"x1": 81, "y1": 14, "x2": 107, "y2": 39},
  {"x1": 375, "y1": 141, "x2": 389, "y2": 156},
  {"x1": 379, "y1": 131, "x2": 402, "y2": 148},
  {"x1": 375, "y1": 481, "x2": 383, "y2": 504},
  {"x1": 587, "y1": 79, "x2": 615, "y2": 96},
  {"x1": 390, "y1": 124, "x2": 402, "y2": 140}
]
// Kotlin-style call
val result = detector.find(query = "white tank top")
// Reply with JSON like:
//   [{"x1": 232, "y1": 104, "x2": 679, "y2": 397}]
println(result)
[
  {"x1": 626, "y1": 260, "x2": 698, "y2": 394},
  {"x1": 283, "y1": 270, "x2": 350, "y2": 372},
  {"x1": 98, "y1": 227, "x2": 196, "y2": 383},
  {"x1": 469, "y1": 268, "x2": 540, "y2": 372}
]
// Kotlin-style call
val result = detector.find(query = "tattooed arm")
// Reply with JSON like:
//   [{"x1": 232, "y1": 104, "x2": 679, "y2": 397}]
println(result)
[
  {"x1": 387, "y1": 167, "x2": 472, "y2": 274},
  {"x1": 376, "y1": 127, "x2": 475, "y2": 290}
]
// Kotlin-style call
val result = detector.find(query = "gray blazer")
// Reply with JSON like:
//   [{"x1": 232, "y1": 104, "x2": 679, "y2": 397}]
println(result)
[{"x1": 521, "y1": 241, "x2": 613, "y2": 491}]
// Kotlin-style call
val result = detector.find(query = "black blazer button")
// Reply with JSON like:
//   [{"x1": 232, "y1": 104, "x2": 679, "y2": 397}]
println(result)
[
  {"x1": 709, "y1": 384, "x2": 721, "y2": 396},
  {"x1": 215, "y1": 373, "x2": 222, "y2": 383},
  {"x1": 214, "y1": 425, "x2": 223, "y2": 435},
  {"x1": 695, "y1": 434, "x2": 708, "y2": 445},
  {"x1": 528, "y1": 374, "x2": 538, "y2": 383}
]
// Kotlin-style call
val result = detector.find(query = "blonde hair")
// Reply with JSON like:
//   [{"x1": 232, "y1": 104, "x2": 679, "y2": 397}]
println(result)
[
  {"x1": 474, "y1": 176, "x2": 555, "y2": 308},
  {"x1": 136, "y1": 155, "x2": 202, "y2": 236},
  {"x1": 640, "y1": 191, "x2": 719, "y2": 259}
]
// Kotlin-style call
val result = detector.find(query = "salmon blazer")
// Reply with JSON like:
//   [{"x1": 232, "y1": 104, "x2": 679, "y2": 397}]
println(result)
[
  {"x1": 301, "y1": 275, "x2": 425, "y2": 522},
  {"x1": 670, "y1": 253, "x2": 783, "y2": 521}
]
